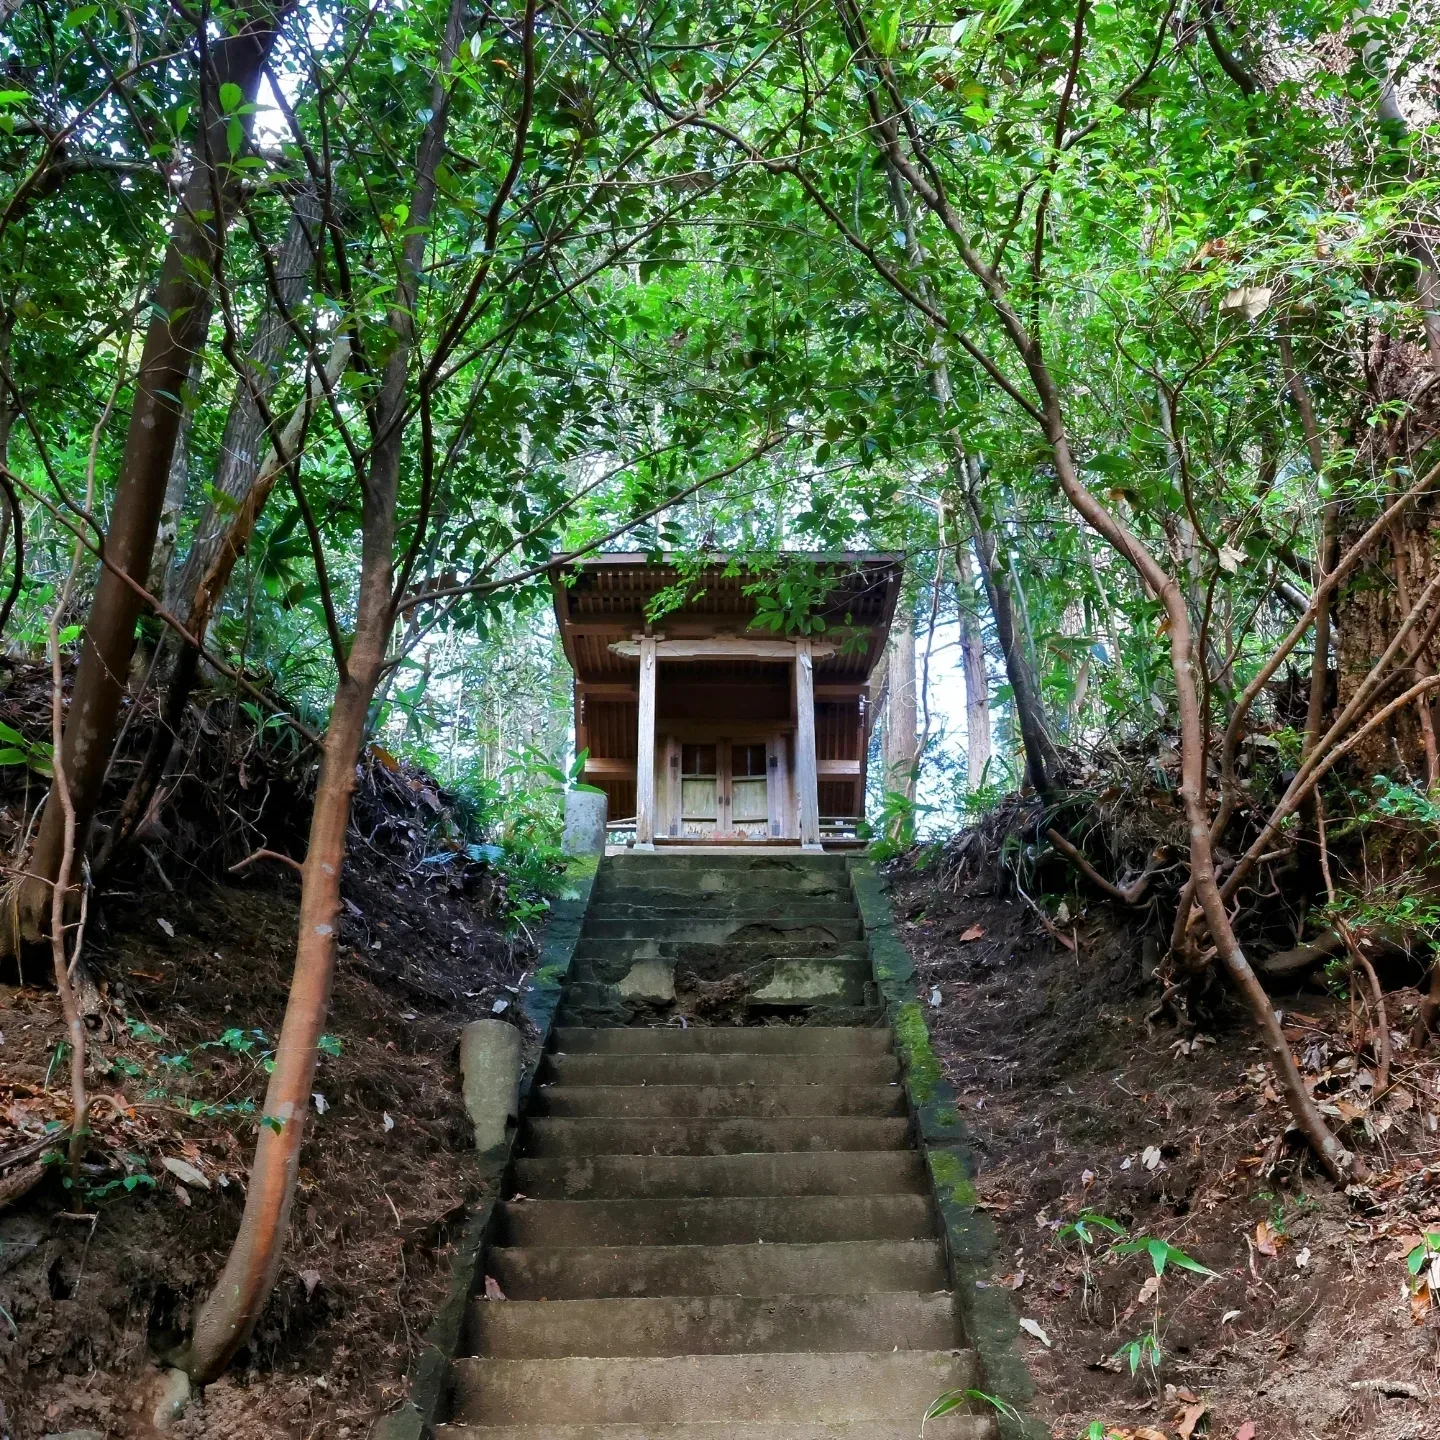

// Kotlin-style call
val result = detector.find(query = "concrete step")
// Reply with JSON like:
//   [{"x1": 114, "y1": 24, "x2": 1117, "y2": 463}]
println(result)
[
  {"x1": 467, "y1": 1291, "x2": 956, "y2": 1360},
  {"x1": 512, "y1": 1150, "x2": 928, "y2": 1200},
  {"x1": 570, "y1": 954, "x2": 872, "y2": 989},
  {"x1": 586, "y1": 902, "x2": 858, "y2": 923},
  {"x1": 593, "y1": 877, "x2": 854, "y2": 903},
  {"x1": 552, "y1": 1027, "x2": 891, "y2": 1056},
  {"x1": 495, "y1": 1194, "x2": 935, "y2": 1247},
  {"x1": 521, "y1": 1116, "x2": 911, "y2": 1158},
  {"x1": 559, "y1": 959, "x2": 872, "y2": 1013},
  {"x1": 437, "y1": 1421, "x2": 994, "y2": 1440},
  {"x1": 537, "y1": 1053, "x2": 900, "y2": 1088},
  {"x1": 581, "y1": 918, "x2": 865, "y2": 943},
  {"x1": 487, "y1": 1239, "x2": 947, "y2": 1301},
  {"x1": 571, "y1": 939, "x2": 869, "y2": 966},
  {"x1": 449, "y1": 1349, "x2": 978, "y2": 1426},
  {"x1": 603, "y1": 854, "x2": 852, "y2": 875},
  {"x1": 531, "y1": 1084, "x2": 905, "y2": 1119}
]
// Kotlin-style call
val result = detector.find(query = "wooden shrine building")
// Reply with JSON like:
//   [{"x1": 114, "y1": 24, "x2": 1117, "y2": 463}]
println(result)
[{"x1": 550, "y1": 553, "x2": 903, "y2": 848}]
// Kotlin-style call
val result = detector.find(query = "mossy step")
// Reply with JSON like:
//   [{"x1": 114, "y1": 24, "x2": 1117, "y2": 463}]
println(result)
[
  {"x1": 580, "y1": 918, "x2": 865, "y2": 943},
  {"x1": 436, "y1": 1421, "x2": 995, "y2": 1439},
  {"x1": 465, "y1": 1291, "x2": 956, "y2": 1361},
  {"x1": 511, "y1": 1149, "x2": 928, "y2": 1201},
  {"x1": 485, "y1": 1240, "x2": 947, "y2": 1302},
  {"x1": 535, "y1": 1050, "x2": 900, "y2": 1089},
  {"x1": 448, "y1": 1349, "x2": 978, "y2": 1426},
  {"x1": 494, "y1": 1193, "x2": 935, "y2": 1247},
  {"x1": 551, "y1": 1027, "x2": 891, "y2": 1056},
  {"x1": 529, "y1": 1083, "x2": 904, "y2": 1119},
  {"x1": 520, "y1": 1115, "x2": 911, "y2": 1158}
]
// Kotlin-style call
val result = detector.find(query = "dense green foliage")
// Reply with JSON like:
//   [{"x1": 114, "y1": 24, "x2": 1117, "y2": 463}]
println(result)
[{"x1": 3, "y1": 0, "x2": 1435, "y2": 803}]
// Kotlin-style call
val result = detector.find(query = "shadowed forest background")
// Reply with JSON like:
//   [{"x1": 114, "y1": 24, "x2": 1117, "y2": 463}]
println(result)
[{"x1": 1, "y1": 0, "x2": 1439, "y2": 1434}]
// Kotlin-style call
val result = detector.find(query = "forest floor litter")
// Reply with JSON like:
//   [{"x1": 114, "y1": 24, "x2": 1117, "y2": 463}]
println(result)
[
  {"x1": 887, "y1": 844, "x2": 1440, "y2": 1440},
  {"x1": 0, "y1": 676, "x2": 534, "y2": 1438}
]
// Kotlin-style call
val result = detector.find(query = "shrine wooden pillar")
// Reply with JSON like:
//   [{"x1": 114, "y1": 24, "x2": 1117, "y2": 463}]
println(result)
[
  {"x1": 634, "y1": 634, "x2": 657, "y2": 849},
  {"x1": 793, "y1": 637, "x2": 822, "y2": 850}
]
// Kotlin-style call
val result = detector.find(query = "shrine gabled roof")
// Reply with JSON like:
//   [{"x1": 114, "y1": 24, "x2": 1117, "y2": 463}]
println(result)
[{"x1": 549, "y1": 552, "x2": 903, "y2": 686}]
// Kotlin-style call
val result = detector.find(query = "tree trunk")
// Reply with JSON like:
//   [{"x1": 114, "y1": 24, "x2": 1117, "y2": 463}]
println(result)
[
  {"x1": 14, "y1": 1, "x2": 292, "y2": 945},
  {"x1": 164, "y1": 190, "x2": 322, "y2": 614},
  {"x1": 93, "y1": 340, "x2": 349, "y2": 876},
  {"x1": 952, "y1": 535, "x2": 993, "y2": 789},
  {"x1": 958, "y1": 464, "x2": 1062, "y2": 803},
  {"x1": 181, "y1": 654, "x2": 379, "y2": 1381},
  {"x1": 883, "y1": 612, "x2": 917, "y2": 801},
  {"x1": 182, "y1": 0, "x2": 469, "y2": 1380},
  {"x1": 148, "y1": 356, "x2": 204, "y2": 599}
]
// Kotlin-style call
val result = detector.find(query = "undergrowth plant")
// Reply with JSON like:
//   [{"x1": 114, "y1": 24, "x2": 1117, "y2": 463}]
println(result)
[{"x1": 1054, "y1": 1211, "x2": 1215, "y2": 1379}]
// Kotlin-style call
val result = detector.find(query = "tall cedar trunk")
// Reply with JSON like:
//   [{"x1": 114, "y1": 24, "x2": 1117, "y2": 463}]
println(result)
[
  {"x1": 15, "y1": 2, "x2": 291, "y2": 944},
  {"x1": 959, "y1": 467, "x2": 1061, "y2": 803},
  {"x1": 952, "y1": 536, "x2": 993, "y2": 788},
  {"x1": 182, "y1": 0, "x2": 467, "y2": 1380},
  {"x1": 148, "y1": 356, "x2": 204, "y2": 598},
  {"x1": 0, "y1": 304, "x2": 13, "y2": 588},
  {"x1": 883, "y1": 615, "x2": 917, "y2": 801},
  {"x1": 1333, "y1": 361, "x2": 1440, "y2": 778}
]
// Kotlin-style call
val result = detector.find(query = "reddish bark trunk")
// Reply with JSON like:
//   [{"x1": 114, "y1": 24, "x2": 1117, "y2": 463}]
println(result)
[
  {"x1": 181, "y1": 0, "x2": 473, "y2": 1379},
  {"x1": 181, "y1": 658, "x2": 377, "y2": 1379}
]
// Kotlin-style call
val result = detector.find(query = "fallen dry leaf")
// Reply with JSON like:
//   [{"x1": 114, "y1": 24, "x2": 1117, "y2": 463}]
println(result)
[
  {"x1": 1235, "y1": 1423, "x2": 1256, "y2": 1440},
  {"x1": 998, "y1": 1271, "x2": 1026, "y2": 1290},
  {"x1": 483, "y1": 1275, "x2": 507, "y2": 1301},
  {"x1": 1018, "y1": 1316, "x2": 1051, "y2": 1347},
  {"x1": 1254, "y1": 1220, "x2": 1281, "y2": 1256},
  {"x1": 959, "y1": 924, "x2": 986, "y2": 942},
  {"x1": 1176, "y1": 1401, "x2": 1207, "y2": 1438}
]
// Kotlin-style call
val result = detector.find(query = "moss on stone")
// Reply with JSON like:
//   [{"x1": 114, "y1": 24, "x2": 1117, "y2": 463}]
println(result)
[
  {"x1": 929, "y1": 1148, "x2": 978, "y2": 1207},
  {"x1": 893, "y1": 999, "x2": 943, "y2": 1104},
  {"x1": 564, "y1": 853, "x2": 600, "y2": 881}
]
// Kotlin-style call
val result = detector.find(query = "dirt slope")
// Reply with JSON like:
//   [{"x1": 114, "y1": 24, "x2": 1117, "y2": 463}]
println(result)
[
  {"x1": 1, "y1": 800, "x2": 533, "y2": 1438},
  {"x1": 886, "y1": 848, "x2": 1439, "y2": 1440}
]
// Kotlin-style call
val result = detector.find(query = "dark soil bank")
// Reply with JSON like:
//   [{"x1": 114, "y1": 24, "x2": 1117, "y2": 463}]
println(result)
[
  {"x1": 1, "y1": 839, "x2": 531, "y2": 1438},
  {"x1": 886, "y1": 847, "x2": 1440, "y2": 1440}
]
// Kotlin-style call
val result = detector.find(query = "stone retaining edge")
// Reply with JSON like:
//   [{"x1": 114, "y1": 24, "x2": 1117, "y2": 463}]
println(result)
[
  {"x1": 375, "y1": 853, "x2": 600, "y2": 1440},
  {"x1": 848, "y1": 857, "x2": 1046, "y2": 1440}
]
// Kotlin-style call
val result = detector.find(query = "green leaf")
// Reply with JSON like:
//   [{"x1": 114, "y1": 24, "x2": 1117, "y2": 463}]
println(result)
[{"x1": 219, "y1": 82, "x2": 244, "y2": 114}]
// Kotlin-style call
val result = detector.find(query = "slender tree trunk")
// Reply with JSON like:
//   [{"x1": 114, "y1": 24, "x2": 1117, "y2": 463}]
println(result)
[
  {"x1": 165, "y1": 190, "x2": 322, "y2": 614},
  {"x1": 952, "y1": 535, "x2": 992, "y2": 788},
  {"x1": 93, "y1": 340, "x2": 348, "y2": 876},
  {"x1": 14, "y1": 0, "x2": 293, "y2": 945},
  {"x1": 181, "y1": 652, "x2": 379, "y2": 1380},
  {"x1": 960, "y1": 462, "x2": 1062, "y2": 803},
  {"x1": 883, "y1": 613, "x2": 917, "y2": 801},
  {"x1": 148, "y1": 356, "x2": 204, "y2": 598},
  {"x1": 182, "y1": 0, "x2": 469, "y2": 1380}
]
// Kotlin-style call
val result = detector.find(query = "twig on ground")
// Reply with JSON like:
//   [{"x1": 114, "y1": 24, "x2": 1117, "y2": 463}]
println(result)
[
  {"x1": 229, "y1": 848, "x2": 304, "y2": 875},
  {"x1": 1045, "y1": 827, "x2": 1160, "y2": 905}
]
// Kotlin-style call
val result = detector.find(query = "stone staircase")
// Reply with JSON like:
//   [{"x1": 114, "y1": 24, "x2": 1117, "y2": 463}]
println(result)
[{"x1": 437, "y1": 853, "x2": 995, "y2": 1439}]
